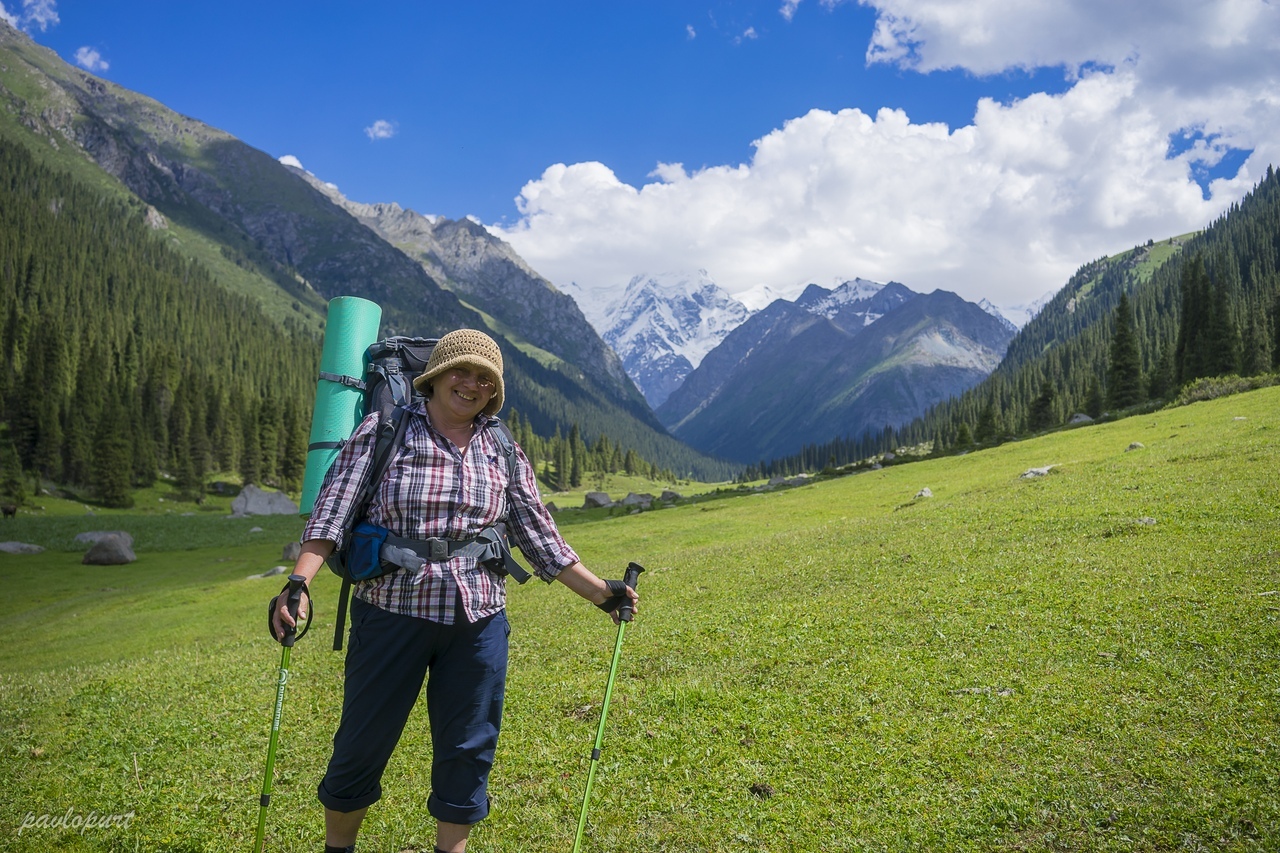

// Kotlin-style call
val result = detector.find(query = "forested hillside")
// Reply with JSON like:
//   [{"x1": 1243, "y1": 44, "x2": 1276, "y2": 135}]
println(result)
[
  {"x1": 0, "y1": 137, "x2": 318, "y2": 506},
  {"x1": 753, "y1": 166, "x2": 1280, "y2": 477},
  {"x1": 0, "y1": 139, "x2": 713, "y2": 506}
]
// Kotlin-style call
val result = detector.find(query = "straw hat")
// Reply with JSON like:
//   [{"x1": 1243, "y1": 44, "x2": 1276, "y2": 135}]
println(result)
[{"x1": 413, "y1": 329, "x2": 505, "y2": 416}]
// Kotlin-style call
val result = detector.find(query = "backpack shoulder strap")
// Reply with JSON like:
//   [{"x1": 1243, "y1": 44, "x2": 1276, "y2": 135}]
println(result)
[
  {"x1": 487, "y1": 417, "x2": 518, "y2": 482},
  {"x1": 332, "y1": 404, "x2": 413, "y2": 651}
]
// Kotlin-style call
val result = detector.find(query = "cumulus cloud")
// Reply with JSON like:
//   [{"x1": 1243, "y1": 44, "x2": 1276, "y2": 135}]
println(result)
[
  {"x1": 734, "y1": 26, "x2": 758, "y2": 44},
  {"x1": 493, "y1": 0, "x2": 1279, "y2": 307},
  {"x1": 364, "y1": 119, "x2": 397, "y2": 141},
  {"x1": 780, "y1": 0, "x2": 802, "y2": 21},
  {"x1": 686, "y1": 23, "x2": 696, "y2": 39},
  {"x1": 74, "y1": 46, "x2": 108, "y2": 72},
  {"x1": 2, "y1": 0, "x2": 58, "y2": 31}
]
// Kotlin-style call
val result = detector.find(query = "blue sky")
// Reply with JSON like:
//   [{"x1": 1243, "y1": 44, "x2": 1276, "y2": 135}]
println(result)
[{"x1": 6, "y1": 1, "x2": 1276, "y2": 308}]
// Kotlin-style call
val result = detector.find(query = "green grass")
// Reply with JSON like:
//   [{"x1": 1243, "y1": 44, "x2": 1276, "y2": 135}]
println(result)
[{"x1": 1, "y1": 387, "x2": 1278, "y2": 851}]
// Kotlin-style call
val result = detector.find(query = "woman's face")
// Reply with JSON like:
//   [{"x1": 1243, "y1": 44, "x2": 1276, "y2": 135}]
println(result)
[{"x1": 430, "y1": 364, "x2": 496, "y2": 422}]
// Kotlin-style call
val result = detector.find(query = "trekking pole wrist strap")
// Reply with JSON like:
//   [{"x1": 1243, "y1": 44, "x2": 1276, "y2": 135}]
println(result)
[{"x1": 267, "y1": 578, "x2": 312, "y2": 644}]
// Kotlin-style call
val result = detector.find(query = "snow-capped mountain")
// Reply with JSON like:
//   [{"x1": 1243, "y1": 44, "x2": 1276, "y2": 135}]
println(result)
[
  {"x1": 795, "y1": 277, "x2": 887, "y2": 317},
  {"x1": 978, "y1": 291, "x2": 1056, "y2": 331},
  {"x1": 570, "y1": 271, "x2": 752, "y2": 408}
]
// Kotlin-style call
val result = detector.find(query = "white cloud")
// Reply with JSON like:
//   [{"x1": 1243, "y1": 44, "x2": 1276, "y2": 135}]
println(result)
[
  {"x1": 493, "y1": 0, "x2": 1278, "y2": 307},
  {"x1": 1, "y1": 0, "x2": 58, "y2": 31},
  {"x1": 780, "y1": 0, "x2": 802, "y2": 21},
  {"x1": 19, "y1": 0, "x2": 56, "y2": 30},
  {"x1": 735, "y1": 26, "x2": 758, "y2": 43},
  {"x1": 73, "y1": 46, "x2": 108, "y2": 72},
  {"x1": 278, "y1": 154, "x2": 306, "y2": 171},
  {"x1": 686, "y1": 23, "x2": 696, "y2": 39},
  {"x1": 364, "y1": 119, "x2": 397, "y2": 141}
]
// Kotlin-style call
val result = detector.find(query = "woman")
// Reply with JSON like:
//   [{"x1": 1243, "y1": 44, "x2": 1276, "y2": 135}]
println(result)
[{"x1": 271, "y1": 328, "x2": 639, "y2": 853}]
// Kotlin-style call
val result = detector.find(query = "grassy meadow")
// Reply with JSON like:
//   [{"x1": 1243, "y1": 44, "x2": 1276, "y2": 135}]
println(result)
[{"x1": 1, "y1": 387, "x2": 1278, "y2": 851}]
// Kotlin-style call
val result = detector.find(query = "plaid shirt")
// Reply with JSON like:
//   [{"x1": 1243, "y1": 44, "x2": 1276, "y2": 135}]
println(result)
[{"x1": 302, "y1": 403, "x2": 579, "y2": 624}]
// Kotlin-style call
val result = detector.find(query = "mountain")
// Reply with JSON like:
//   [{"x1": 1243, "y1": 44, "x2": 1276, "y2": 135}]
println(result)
[
  {"x1": 568, "y1": 271, "x2": 752, "y2": 408},
  {"x1": 978, "y1": 292, "x2": 1056, "y2": 331},
  {"x1": 658, "y1": 286, "x2": 1014, "y2": 462},
  {"x1": 0, "y1": 21, "x2": 734, "y2": 481},
  {"x1": 285, "y1": 169, "x2": 649, "y2": 418}
]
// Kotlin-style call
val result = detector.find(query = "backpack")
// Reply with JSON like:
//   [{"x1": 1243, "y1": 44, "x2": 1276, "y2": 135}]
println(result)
[{"x1": 322, "y1": 336, "x2": 529, "y2": 651}]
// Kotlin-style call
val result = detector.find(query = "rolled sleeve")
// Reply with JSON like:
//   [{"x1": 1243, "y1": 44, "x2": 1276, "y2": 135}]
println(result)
[
  {"x1": 504, "y1": 444, "x2": 579, "y2": 582},
  {"x1": 301, "y1": 412, "x2": 381, "y2": 550}
]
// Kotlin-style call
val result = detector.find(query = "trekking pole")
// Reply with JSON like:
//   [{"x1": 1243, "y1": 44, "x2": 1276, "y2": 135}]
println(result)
[
  {"x1": 253, "y1": 574, "x2": 310, "y2": 853},
  {"x1": 572, "y1": 562, "x2": 645, "y2": 853}
]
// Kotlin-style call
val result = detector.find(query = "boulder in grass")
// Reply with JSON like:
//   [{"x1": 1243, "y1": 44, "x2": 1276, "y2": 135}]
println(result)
[
  {"x1": 621, "y1": 492, "x2": 654, "y2": 508},
  {"x1": 660, "y1": 490, "x2": 683, "y2": 503},
  {"x1": 231, "y1": 484, "x2": 299, "y2": 517},
  {"x1": 282, "y1": 541, "x2": 302, "y2": 561},
  {"x1": 583, "y1": 492, "x2": 613, "y2": 509},
  {"x1": 0, "y1": 541, "x2": 44, "y2": 554},
  {"x1": 75, "y1": 530, "x2": 135, "y2": 549},
  {"x1": 248, "y1": 565, "x2": 289, "y2": 579},
  {"x1": 82, "y1": 534, "x2": 136, "y2": 565}
]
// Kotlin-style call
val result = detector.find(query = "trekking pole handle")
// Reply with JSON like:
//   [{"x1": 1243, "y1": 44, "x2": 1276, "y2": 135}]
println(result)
[
  {"x1": 618, "y1": 562, "x2": 645, "y2": 623},
  {"x1": 282, "y1": 574, "x2": 307, "y2": 648}
]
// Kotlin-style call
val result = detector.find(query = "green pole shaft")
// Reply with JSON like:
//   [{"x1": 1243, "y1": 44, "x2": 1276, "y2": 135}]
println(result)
[
  {"x1": 572, "y1": 620, "x2": 628, "y2": 853},
  {"x1": 253, "y1": 643, "x2": 293, "y2": 853}
]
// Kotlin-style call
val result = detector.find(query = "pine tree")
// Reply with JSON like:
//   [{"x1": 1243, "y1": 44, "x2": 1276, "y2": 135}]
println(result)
[
  {"x1": 1084, "y1": 376, "x2": 1104, "y2": 418},
  {"x1": 1175, "y1": 255, "x2": 1212, "y2": 385},
  {"x1": 1146, "y1": 345, "x2": 1175, "y2": 402},
  {"x1": 240, "y1": 405, "x2": 262, "y2": 486},
  {"x1": 974, "y1": 400, "x2": 999, "y2": 445},
  {"x1": 0, "y1": 439, "x2": 24, "y2": 505},
  {"x1": 1106, "y1": 293, "x2": 1143, "y2": 410},
  {"x1": 1239, "y1": 315, "x2": 1270, "y2": 377},
  {"x1": 92, "y1": 404, "x2": 134, "y2": 509},
  {"x1": 1028, "y1": 381, "x2": 1058, "y2": 432}
]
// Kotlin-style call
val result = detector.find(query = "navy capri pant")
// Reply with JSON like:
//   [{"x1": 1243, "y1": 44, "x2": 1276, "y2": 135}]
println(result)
[{"x1": 318, "y1": 596, "x2": 510, "y2": 825}]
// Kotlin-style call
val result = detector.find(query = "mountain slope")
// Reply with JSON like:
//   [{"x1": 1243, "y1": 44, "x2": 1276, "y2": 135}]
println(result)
[
  {"x1": 0, "y1": 21, "x2": 732, "y2": 480},
  {"x1": 659, "y1": 288, "x2": 1014, "y2": 462},
  {"x1": 287, "y1": 179, "x2": 651, "y2": 421},
  {"x1": 566, "y1": 271, "x2": 752, "y2": 408}
]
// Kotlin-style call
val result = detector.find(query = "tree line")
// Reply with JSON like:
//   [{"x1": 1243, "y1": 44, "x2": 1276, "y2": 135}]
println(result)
[
  {"x1": 505, "y1": 412, "x2": 676, "y2": 491},
  {"x1": 754, "y1": 166, "x2": 1280, "y2": 476}
]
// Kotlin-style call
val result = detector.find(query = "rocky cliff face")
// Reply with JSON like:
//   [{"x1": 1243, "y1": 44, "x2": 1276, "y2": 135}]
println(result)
[
  {"x1": 566, "y1": 271, "x2": 752, "y2": 408},
  {"x1": 291, "y1": 177, "x2": 647, "y2": 415}
]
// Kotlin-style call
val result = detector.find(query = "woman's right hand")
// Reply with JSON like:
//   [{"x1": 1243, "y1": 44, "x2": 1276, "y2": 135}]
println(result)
[{"x1": 269, "y1": 588, "x2": 311, "y2": 643}]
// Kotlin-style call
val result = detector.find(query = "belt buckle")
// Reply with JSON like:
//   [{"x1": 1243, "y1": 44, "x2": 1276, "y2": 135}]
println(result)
[{"x1": 428, "y1": 539, "x2": 449, "y2": 561}]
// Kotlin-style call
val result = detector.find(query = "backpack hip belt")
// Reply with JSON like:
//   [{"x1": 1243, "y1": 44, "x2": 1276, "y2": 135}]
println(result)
[{"x1": 381, "y1": 527, "x2": 530, "y2": 581}]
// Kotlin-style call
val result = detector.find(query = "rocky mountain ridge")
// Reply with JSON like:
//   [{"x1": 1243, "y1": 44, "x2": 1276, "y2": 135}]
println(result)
[
  {"x1": 284, "y1": 164, "x2": 648, "y2": 416},
  {"x1": 657, "y1": 284, "x2": 1015, "y2": 462}
]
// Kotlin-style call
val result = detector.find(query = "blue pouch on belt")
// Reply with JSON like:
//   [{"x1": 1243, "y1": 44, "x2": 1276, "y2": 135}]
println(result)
[{"x1": 345, "y1": 520, "x2": 392, "y2": 582}]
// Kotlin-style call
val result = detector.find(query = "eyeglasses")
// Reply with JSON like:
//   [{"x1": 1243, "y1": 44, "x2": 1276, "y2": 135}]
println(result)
[{"x1": 446, "y1": 367, "x2": 496, "y2": 391}]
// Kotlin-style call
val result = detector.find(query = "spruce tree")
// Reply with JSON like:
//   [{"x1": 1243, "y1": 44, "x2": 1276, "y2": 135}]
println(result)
[
  {"x1": 240, "y1": 405, "x2": 262, "y2": 486},
  {"x1": 1146, "y1": 346, "x2": 1175, "y2": 402},
  {"x1": 974, "y1": 400, "x2": 999, "y2": 445},
  {"x1": 1084, "y1": 376, "x2": 1104, "y2": 418},
  {"x1": 1239, "y1": 315, "x2": 1270, "y2": 376},
  {"x1": 1028, "y1": 381, "x2": 1058, "y2": 432},
  {"x1": 92, "y1": 405, "x2": 134, "y2": 509},
  {"x1": 1106, "y1": 293, "x2": 1143, "y2": 410},
  {"x1": 0, "y1": 439, "x2": 24, "y2": 506}
]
